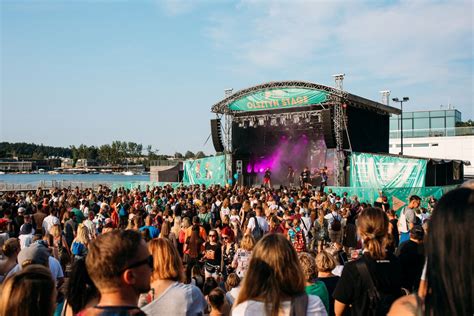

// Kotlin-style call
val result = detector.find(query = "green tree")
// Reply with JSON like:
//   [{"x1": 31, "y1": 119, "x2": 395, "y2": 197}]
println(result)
[
  {"x1": 184, "y1": 151, "x2": 195, "y2": 159},
  {"x1": 174, "y1": 152, "x2": 183, "y2": 159},
  {"x1": 195, "y1": 151, "x2": 206, "y2": 159}
]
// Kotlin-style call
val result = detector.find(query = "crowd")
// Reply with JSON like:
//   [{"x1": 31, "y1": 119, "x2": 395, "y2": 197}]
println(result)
[{"x1": 0, "y1": 181, "x2": 471, "y2": 316}]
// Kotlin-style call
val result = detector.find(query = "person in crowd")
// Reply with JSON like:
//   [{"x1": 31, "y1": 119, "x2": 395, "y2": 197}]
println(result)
[
  {"x1": 18, "y1": 222, "x2": 35, "y2": 249},
  {"x1": 233, "y1": 233, "x2": 327, "y2": 316},
  {"x1": 203, "y1": 229, "x2": 222, "y2": 279},
  {"x1": 190, "y1": 264, "x2": 205, "y2": 291},
  {"x1": 140, "y1": 215, "x2": 159, "y2": 239},
  {"x1": 225, "y1": 273, "x2": 241, "y2": 306},
  {"x1": 386, "y1": 209, "x2": 399, "y2": 253},
  {"x1": 333, "y1": 207, "x2": 404, "y2": 316},
  {"x1": 287, "y1": 214, "x2": 307, "y2": 253},
  {"x1": 208, "y1": 287, "x2": 231, "y2": 316},
  {"x1": 84, "y1": 230, "x2": 152, "y2": 315},
  {"x1": 231, "y1": 233, "x2": 255, "y2": 279},
  {"x1": 0, "y1": 238, "x2": 20, "y2": 283},
  {"x1": 316, "y1": 250, "x2": 340, "y2": 316},
  {"x1": 245, "y1": 205, "x2": 269, "y2": 241},
  {"x1": 63, "y1": 258, "x2": 99, "y2": 316},
  {"x1": 184, "y1": 217, "x2": 205, "y2": 282},
  {"x1": 82, "y1": 211, "x2": 97, "y2": 239},
  {"x1": 50, "y1": 224, "x2": 71, "y2": 271},
  {"x1": 325, "y1": 205, "x2": 342, "y2": 243},
  {"x1": 63, "y1": 211, "x2": 78, "y2": 249},
  {"x1": 0, "y1": 264, "x2": 56, "y2": 316},
  {"x1": 142, "y1": 238, "x2": 206, "y2": 315},
  {"x1": 71, "y1": 224, "x2": 90, "y2": 261},
  {"x1": 298, "y1": 252, "x2": 330, "y2": 314},
  {"x1": 221, "y1": 226, "x2": 237, "y2": 277},
  {"x1": 398, "y1": 195, "x2": 421, "y2": 244},
  {"x1": 389, "y1": 187, "x2": 473, "y2": 316},
  {"x1": 396, "y1": 225, "x2": 425, "y2": 292}
]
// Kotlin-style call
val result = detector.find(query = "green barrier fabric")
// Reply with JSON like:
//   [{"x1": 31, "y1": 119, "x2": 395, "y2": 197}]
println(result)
[
  {"x1": 350, "y1": 152, "x2": 428, "y2": 189},
  {"x1": 182, "y1": 155, "x2": 226, "y2": 186},
  {"x1": 228, "y1": 88, "x2": 328, "y2": 112},
  {"x1": 325, "y1": 185, "x2": 457, "y2": 211}
]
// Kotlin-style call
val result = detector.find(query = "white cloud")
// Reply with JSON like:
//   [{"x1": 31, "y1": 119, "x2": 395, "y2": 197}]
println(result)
[
  {"x1": 204, "y1": 0, "x2": 473, "y2": 116},
  {"x1": 158, "y1": 0, "x2": 197, "y2": 16}
]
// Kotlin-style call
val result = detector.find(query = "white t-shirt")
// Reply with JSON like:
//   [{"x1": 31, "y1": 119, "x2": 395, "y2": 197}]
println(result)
[
  {"x1": 247, "y1": 216, "x2": 269, "y2": 233},
  {"x1": 232, "y1": 295, "x2": 327, "y2": 316},
  {"x1": 18, "y1": 234, "x2": 34, "y2": 249},
  {"x1": 42, "y1": 215, "x2": 60, "y2": 235}
]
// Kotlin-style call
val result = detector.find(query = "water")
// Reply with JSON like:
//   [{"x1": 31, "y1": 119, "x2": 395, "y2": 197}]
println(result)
[{"x1": 0, "y1": 173, "x2": 149, "y2": 185}]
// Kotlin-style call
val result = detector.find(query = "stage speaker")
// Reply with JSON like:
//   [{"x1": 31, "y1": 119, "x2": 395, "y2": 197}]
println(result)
[
  {"x1": 321, "y1": 109, "x2": 336, "y2": 148},
  {"x1": 210, "y1": 119, "x2": 225, "y2": 152}
]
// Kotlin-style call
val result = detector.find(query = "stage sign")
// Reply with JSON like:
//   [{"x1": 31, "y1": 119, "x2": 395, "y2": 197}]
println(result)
[
  {"x1": 228, "y1": 88, "x2": 328, "y2": 112},
  {"x1": 182, "y1": 155, "x2": 226, "y2": 186},
  {"x1": 349, "y1": 152, "x2": 428, "y2": 189}
]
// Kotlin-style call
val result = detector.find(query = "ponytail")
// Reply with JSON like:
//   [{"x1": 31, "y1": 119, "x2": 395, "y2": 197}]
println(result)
[{"x1": 358, "y1": 207, "x2": 389, "y2": 260}]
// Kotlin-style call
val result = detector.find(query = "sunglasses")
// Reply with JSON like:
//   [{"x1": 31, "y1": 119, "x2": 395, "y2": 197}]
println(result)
[
  {"x1": 121, "y1": 255, "x2": 154, "y2": 273},
  {"x1": 209, "y1": 234, "x2": 217, "y2": 237},
  {"x1": 222, "y1": 236, "x2": 229, "y2": 240}
]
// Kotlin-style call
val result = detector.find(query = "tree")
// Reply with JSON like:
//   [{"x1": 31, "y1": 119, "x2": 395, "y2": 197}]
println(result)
[
  {"x1": 184, "y1": 151, "x2": 195, "y2": 159},
  {"x1": 174, "y1": 152, "x2": 183, "y2": 159},
  {"x1": 195, "y1": 151, "x2": 206, "y2": 159}
]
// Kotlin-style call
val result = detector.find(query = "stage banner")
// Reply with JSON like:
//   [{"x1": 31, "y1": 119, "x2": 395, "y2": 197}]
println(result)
[
  {"x1": 325, "y1": 185, "x2": 456, "y2": 211},
  {"x1": 350, "y1": 152, "x2": 428, "y2": 189},
  {"x1": 182, "y1": 155, "x2": 226, "y2": 186},
  {"x1": 228, "y1": 88, "x2": 328, "y2": 112}
]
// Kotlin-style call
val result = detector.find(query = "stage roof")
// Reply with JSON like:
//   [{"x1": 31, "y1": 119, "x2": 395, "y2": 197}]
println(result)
[{"x1": 211, "y1": 81, "x2": 401, "y2": 116}]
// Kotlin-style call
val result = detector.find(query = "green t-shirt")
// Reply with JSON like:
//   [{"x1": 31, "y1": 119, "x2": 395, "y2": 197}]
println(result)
[
  {"x1": 305, "y1": 281, "x2": 330, "y2": 313},
  {"x1": 72, "y1": 208, "x2": 85, "y2": 224}
]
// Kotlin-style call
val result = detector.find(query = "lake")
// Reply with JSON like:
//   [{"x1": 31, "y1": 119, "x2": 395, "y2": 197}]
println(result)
[{"x1": 0, "y1": 173, "x2": 150, "y2": 185}]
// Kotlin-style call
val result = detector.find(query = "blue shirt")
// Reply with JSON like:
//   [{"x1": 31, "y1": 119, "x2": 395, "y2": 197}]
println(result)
[{"x1": 139, "y1": 225, "x2": 160, "y2": 239}]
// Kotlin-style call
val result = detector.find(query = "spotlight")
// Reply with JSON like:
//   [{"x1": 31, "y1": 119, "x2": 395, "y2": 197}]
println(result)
[
  {"x1": 258, "y1": 117, "x2": 266, "y2": 126},
  {"x1": 270, "y1": 117, "x2": 277, "y2": 126},
  {"x1": 249, "y1": 119, "x2": 256, "y2": 127},
  {"x1": 280, "y1": 116, "x2": 287, "y2": 125},
  {"x1": 293, "y1": 115, "x2": 300, "y2": 124}
]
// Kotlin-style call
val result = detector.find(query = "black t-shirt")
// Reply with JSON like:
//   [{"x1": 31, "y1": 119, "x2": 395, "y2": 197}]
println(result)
[
  {"x1": 301, "y1": 171, "x2": 310, "y2": 182},
  {"x1": 333, "y1": 253, "x2": 403, "y2": 315},
  {"x1": 319, "y1": 275, "x2": 340, "y2": 316},
  {"x1": 204, "y1": 242, "x2": 222, "y2": 266},
  {"x1": 88, "y1": 305, "x2": 146, "y2": 316},
  {"x1": 396, "y1": 240, "x2": 424, "y2": 291}
]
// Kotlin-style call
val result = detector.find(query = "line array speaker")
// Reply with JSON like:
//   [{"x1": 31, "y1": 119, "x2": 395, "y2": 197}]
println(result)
[
  {"x1": 321, "y1": 109, "x2": 336, "y2": 149},
  {"x1": 210, "y1": 119, "x2": 225, "y2": 152}
]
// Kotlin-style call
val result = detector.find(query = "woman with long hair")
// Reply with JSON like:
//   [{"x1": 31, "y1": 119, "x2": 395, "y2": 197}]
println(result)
[
  {"x1": 50, "y1": 224, "x2": 71, "y2": 271},
  {"x1": 71, "y1": 224, "x2": 90, "y2": 261},
  {"x1": 0, "y1": 264, "x2": 56, "y2": 316},
  {"x1": 389, "y1": 188, "x2": 473, "y2": 316},
  {"x1": 233, "y1": 233, "x2": 327, "y2": 316},
  {"x1": 312, "y1": 209, "x2": 329, "y2": 253},
  {"x1": 203, "y1": 229, "x2": 222, "y2": 279},
  {"x1": 0, "y1": 238, "x2": 20, "y2": 283},
  {"x1": 221, "y1": 226, "x2": 237, "y2": 277},
  {"x1": 231, "y1": 233, "x2": 255, "y2": 279},
  {"x1": 142, "y1": 238, "x2": 207, "y2": 315},
  {"x1": 333, "y1": 207, "x2": 403, "y2": 316}
]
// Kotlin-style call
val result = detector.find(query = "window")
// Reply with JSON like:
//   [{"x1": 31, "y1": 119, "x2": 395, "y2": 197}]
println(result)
[
  {"x1": 430, "y1": 110, "x2": 446, "y2": 118},
  {"x1": 413, "y1": 111, "x2": 429, "y2": 118},
  {"x1": 431, "y1": 144, "x2": 439, "y2": 147},
  {"x1": 390, "y1": 119, "x2": 399, "y2": 131},
  {"x1": 414, "y1": 117, "x2": 430, "y2": 129},
  {"x1": 430, "y1": 117, "x2": 445, "y2": 129},
  {"x1": 403, "y1": 112, "x2": 413, "y2": 118},
  {"x1": 445, "y1": 110, "x2": 455, "y2": 117},
  {"x1": 413, "y1": 143, "x2": 429, "y2": 147}
]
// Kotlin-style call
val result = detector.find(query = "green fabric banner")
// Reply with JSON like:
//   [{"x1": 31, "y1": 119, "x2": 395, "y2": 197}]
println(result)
[
  {"x1": 228, "y1": 88, "x2": 328, "y2": 112},
  {"x1": 350, "y1": 152, "x2": 428, "y2": 189},
  {"x1": 325, "y1": 185, "x2": 456, "y2": 211},
  {"x1": 182, "y1": 155, "x2": 226, "y2": 186}
]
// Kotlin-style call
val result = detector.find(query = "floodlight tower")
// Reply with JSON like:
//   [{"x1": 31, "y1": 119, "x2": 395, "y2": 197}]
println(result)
[
  {"x1": 332, "y1": 74, "x2": 346, "y2": 186},
  {"x1": 223, "y1": 88, "x2": 234, "y2": 153},
  {"x1": 380, "y1": 90, "x2": 391, "y2": 106},
  {"x1": 392, "y1": 97, "x2": 409, "y2": 155}
]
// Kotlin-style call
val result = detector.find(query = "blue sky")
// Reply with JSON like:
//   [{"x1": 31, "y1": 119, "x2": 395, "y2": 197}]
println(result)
[{"x1": 1, "y1": 0, "x2": 472, "y2": 155}]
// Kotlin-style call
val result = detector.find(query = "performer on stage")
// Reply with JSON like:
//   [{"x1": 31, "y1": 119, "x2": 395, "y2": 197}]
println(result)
[
  {"x1": 300, "y1": 166, "x2": 311, "y2": 189},
  {"x1": 263, "y1": 167, "x2": 272, "y2": 188},
  {"x1": 287, "y1": 166, "x2": 295, "y2": 188},
  {"x1": 319, "y1": 166, "x2": 328, "y2": 192}
]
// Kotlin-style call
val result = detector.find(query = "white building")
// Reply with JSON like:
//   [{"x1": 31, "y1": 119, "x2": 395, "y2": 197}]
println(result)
[{"x1": 389, "y1": 109, "x2": 473, "y2": 177}]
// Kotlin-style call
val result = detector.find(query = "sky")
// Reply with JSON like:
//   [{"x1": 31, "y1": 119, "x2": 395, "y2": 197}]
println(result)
[{"x1": 1, "y1": 0, "x2": 473, "y2": 155}]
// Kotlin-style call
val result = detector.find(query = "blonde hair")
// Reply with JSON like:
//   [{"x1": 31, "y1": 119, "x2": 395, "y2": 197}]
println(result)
[
  {"x1": 171, "y1": 216, "x2": 181, "y2": 236},
  {"x1": 298, "y1": 252, "x2": 316, "y2": 281},
  {"x1": 148, "y1": 238, "x2": 185, "y2": 283},
  {"x1": 0, "y1": 264, "x2": 56, "y2": 316},
  {"x1": 239, "y1": 234, "x2": 255, "y2": 251},
  {"x1": 235, "y1": 234, "x2": 305, "y2": 316},
  {"x1": 316, "y1": 250, "x2": 337, "y2": 272},
  {"x1": 74, "y1": 224, "x2": 90, "y2": 245},
  {"x1": 357, "y1": 207, "x2": 389, "y2": 260},
  {"x1": 225, "y1": 273, "x2": 241, "y2": 291},
  {"x1": 49, "y1": 224, "x2": 61, "y2": 238}
]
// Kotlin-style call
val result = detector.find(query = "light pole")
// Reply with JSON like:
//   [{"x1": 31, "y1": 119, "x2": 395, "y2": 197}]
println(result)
[{"x1": 392, "y1": 97, "x2": 409, "y2": 155}]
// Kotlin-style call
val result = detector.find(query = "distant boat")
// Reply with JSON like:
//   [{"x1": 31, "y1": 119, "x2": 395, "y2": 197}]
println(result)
[
  {"x1": 122, "y1": 171, "x2": 134, "y2": 176},
  {"x1": 0, "y1": 171, "x2": 5, "y2": 175}
]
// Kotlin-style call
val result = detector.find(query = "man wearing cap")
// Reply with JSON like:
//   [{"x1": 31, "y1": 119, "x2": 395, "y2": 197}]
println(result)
[{"x1": 396, "y1": 225, "x2": 425, "y2": 292}]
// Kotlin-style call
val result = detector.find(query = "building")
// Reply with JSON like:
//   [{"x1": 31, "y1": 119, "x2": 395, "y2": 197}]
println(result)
[
  {"x1": 389, "y1": 109, "x2": 474, "y2": 177},
  {"x1": 0, "y1": 160, "x2": 33, "y2": 172}
]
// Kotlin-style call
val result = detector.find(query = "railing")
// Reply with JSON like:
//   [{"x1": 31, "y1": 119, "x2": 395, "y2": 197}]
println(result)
[
  {"x1": 0, "y1": 180, "x2": 114, "y2": 192},
  {"x1": 150, "y1": 160, "x2": 180, "y2": 167},
  {"x1": 390, "y1": 126, "x2": 474, "y2": 138}
]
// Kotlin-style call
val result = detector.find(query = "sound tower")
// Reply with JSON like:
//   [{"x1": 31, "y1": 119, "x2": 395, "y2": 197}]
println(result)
[
  {"x1": 210, "y1": 119, "x2": 225, "y2": 152},
  {"x1": 321, "y1": 109, "x2": 336, "y2": 148}
]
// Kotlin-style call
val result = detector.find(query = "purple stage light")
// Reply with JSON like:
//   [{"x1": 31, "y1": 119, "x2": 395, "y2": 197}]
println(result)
[
  {"x1": 246, "y1": 164, "x2": 253, "y2": 173},
  {"x1": 259, "y1": 168, "x2": 264, "y2": 173}
]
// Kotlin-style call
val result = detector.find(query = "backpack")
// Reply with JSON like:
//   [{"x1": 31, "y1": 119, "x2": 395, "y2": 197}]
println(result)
[
  {"x1": 292, "y1": 227, "x2": 306, "y2": 252},
  {"x1": 251, "y1": 216, "x2": 263, "y2": 241},
  {"x1": 331, "y1": 213, "x2": 342, "y2": 231},
  {"x1": 356, "y1": 260, "x2": 401, "y2": 316}
]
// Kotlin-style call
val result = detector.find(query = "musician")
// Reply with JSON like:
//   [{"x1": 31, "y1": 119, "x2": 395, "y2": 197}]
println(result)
[
  {"x1": 300, "y1": 166, "x2": 311, "y2": 189},
  {"x1": 287, "y1": 166, "x2": 295, "y2": 188},
  {"x1": 263, "y1": 168, "x2": 272, "y2": 188},
  {"x1": 319, "y1": 166, "x2": 328, "y2": 192}
]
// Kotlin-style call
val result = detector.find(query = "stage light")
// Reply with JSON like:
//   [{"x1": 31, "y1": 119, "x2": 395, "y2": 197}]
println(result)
[
  {"x1": 249, "y1": 119, "x2": 256, "y2": 127},
  {"x1": 270, "y1": 117, "x2": 277, "y2": 126},
  {"x1": 238, "y1": 120, "x2": 244, "y2": 128},
  {"x1": 293, "y1": 115, "x2": 300, "y2": 124},
  {"x1": 280, "y1": 116, "x2": 287, "y2": 125},
  {"x1": 258, "y1": 117, "x2": 266, "y2": 126}
]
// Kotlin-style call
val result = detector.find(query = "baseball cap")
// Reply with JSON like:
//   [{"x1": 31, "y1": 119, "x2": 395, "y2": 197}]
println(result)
[{"x1": 18, "y1": 242, "x2": 50, "y2": 267}]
